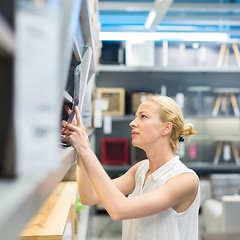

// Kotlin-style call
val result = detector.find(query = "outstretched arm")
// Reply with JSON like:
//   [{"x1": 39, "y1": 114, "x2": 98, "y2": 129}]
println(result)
[{"x1": 62, "y1": 106, "x2": 140, "y2": 206}]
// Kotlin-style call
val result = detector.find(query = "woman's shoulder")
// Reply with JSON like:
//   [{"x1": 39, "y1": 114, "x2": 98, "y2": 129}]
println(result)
[{"x1": 164, "y1": 157, "x2": 199, "y2": 188}]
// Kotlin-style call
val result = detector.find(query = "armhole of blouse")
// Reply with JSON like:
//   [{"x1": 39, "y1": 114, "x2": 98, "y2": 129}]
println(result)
[{"x1": 167, "y1": 171, "x2": 200, "y2": 215}]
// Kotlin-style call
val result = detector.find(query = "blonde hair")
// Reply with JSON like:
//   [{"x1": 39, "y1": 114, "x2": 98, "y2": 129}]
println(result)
[{"x1": 146, "y1": 95, "x2": 197, "y2": 154}]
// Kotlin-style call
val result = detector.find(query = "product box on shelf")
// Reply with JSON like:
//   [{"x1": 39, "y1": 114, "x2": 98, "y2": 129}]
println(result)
[
  {"x1": 131, "y1": 92, "x2": 152, "y2": 113},
  {"x1": 96, "y1": 87, "x2": 125, "y2": 116},
  {"x1": 101, "y1": 138, "x2": 129, "y2": 165}
]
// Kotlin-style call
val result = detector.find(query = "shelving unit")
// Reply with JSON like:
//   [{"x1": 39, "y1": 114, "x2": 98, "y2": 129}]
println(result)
[
  {"x1": 95, "y1": 41, "x2": 240, "y2": 175},
  {"x1": 97, "y1": 64, "x2": 240, "y2": 73},
  {"x1": 0, "y1": 0, "x2": 99, "y2": 239},
  {"x1": 111, "y1": 115, "x2": 239, "y2": 121},
  {"x1": 0, "y1": 147, "x2": 76, "y2": 240}
]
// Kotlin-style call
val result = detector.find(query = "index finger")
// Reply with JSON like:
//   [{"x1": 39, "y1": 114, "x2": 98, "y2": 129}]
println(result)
[{"x1": 75, "y1": 106, "x2": 83, "y2": 127}]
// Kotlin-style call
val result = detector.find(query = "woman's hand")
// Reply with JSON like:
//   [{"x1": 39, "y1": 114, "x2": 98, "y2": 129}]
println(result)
[
  {"x1": 64, "y1": 105, "x2": 77, "y2": 126},
  {"x1": 61, "y1": 106, "x2": 90, "y2": 156}
]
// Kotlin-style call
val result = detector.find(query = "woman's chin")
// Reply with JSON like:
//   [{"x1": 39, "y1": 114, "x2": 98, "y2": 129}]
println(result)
[{"x1": 131, "y1": 141, "x2": 141, "y2": 149}]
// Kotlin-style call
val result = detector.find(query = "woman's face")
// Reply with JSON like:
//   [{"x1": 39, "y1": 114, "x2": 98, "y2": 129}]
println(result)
[{"x1": 129, "y1": 100, "x2": 165, "y2": 149}]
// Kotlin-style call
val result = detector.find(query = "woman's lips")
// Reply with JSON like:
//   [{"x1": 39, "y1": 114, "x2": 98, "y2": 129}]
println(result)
[{"x1": 131, "y1": 131, "x2": 139, "y2": 137}]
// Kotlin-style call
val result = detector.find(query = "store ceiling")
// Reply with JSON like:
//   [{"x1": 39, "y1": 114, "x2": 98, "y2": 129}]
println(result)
[{"x1": 98, "y1": 0, "x2": 240, "y2": 40}]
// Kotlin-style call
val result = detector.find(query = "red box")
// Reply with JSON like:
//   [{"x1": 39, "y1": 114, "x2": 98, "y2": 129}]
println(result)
[{"x1": 101, "y1": 138, "x2": 129, "y2": 165}]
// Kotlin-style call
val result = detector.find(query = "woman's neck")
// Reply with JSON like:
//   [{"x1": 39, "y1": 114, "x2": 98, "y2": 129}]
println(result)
[{"x1": 144, "y1": 142, "x2": 174, "y2": 174}]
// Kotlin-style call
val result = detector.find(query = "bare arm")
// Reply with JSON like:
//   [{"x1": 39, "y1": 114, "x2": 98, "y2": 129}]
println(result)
[
  {"x1": 62, "y1": 106, "x2": 144, "y2": 206},
  {"x1": 76, "y1": 157, "x2": 99, "y2": 205},
  {"x1": 77, "y1": 157, "x2": 144, "y2": 206}
]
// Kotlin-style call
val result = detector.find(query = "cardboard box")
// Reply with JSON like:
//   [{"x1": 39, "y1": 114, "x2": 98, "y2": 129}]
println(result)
[
  {"x1": 131, "y1": 92, "x2": 152, "y2": 113},
  {"x1": 96, "y1": 88, "x2": 125, "y2": 116}
]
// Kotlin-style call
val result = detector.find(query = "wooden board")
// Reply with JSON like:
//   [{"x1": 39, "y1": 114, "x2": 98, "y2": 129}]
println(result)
[
  {"x1": 19, "y1": 196, "x2": 72, "y2": 240},
  {"x1": 51, "y1": 181, "x2": 78, "y2": 205}
]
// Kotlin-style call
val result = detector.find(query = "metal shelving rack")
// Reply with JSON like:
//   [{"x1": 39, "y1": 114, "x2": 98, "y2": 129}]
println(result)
[
  {"x1": 0, "y1": 0, "x2": 96, "y2": 239},
  {"x1": 96, "y1": 58, "x2": 240, "y2": 176},
  {"x1": 97, "y1": 64, "x2": 240, "y2": 73}
]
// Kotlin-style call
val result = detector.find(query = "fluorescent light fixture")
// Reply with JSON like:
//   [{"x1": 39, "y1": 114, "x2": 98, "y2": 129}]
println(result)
[
  {"x1": 99, "y1": 31, "x2": 229, "y2": 42},
  {"x1": 145, "y1": 10, "x2": 157, "y2": 29}
]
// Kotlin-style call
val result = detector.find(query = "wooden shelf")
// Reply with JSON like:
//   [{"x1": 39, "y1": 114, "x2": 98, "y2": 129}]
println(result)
[{"x1": 0, "y1": 147, "x2": 76, "y2": 240}]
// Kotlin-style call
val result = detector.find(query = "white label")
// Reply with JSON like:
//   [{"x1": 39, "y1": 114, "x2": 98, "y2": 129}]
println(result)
[
  {"x1": 14, "y1": 4, "x2": 61, "y2": 176},
  {"x1": 94, "y1": 109, "x2": 102, "y2": 128},
  {"x1": 176, "y1": 92, "x2": 184, "y2": 110},
  {"x1": 179, "y1": 142, "x2": 185, "y2": 158},
  {"x1": 223, "y1": 144, "x2": 231, "y2": 161},
  {"x1": 103, "y1": 115, "x2": 112, "y2": 134}
]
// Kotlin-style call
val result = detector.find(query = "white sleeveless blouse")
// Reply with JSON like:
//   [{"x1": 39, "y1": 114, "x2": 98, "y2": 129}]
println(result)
[{"x1": 122, "y1": 155, "x2": 200, "y2": 240}]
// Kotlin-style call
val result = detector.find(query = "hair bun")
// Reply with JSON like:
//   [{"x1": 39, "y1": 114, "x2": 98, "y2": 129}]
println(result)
[{"x1": 181, "y1": 123, "x2": 197, "y2": 137}]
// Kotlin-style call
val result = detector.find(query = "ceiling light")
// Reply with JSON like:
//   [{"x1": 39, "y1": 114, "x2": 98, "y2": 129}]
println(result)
[
  {"x1": 145, "y1": 10, "x2": 157, "y2": 29},
  {"x1": 99, "y1": 31, "x2": 229, "y2": 42}
]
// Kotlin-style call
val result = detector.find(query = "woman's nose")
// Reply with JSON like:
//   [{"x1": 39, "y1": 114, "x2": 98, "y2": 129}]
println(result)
[{"x1": 129, "y1": 118, "x2": 137, "y2": 128}]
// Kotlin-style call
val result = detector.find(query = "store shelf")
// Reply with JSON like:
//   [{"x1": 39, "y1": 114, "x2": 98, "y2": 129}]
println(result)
[
  {"x1": 110, "y1": 114, "x2": 239, "y2": 121},
  {"x1": 188, "y1": 164, "x2": 240, "y2": 175},
  {"x1": 97, "y1": 64, "x2": 240, "y2": 73},
  {"x1": 111, "y1": 115, "x2": 135, "y2": 122},
  {"x1": 0, "y1": 147, "x2": 76, "y2": 240},
  {"x1": 103, "y1": 164, "x2": 132, "y2": 174},
  {"x1": 103, "y1": 163, "x2": 240, "y2": 177}
]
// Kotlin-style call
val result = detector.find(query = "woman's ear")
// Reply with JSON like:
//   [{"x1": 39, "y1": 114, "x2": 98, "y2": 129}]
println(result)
[{"x1": 162, "y1": 122, "x2": 172, "y2": 136}]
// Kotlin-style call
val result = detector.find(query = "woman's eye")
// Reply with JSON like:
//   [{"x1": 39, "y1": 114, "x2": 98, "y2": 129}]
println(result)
[{"x1": 141, "y1": 115, "x2": 147, "y2": 119}]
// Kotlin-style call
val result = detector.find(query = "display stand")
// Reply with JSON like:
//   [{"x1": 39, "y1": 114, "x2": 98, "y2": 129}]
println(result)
[
  {"x1": 212, "y1": 88, "x2": 240, "y2": 117},
  {"x1": 217, "y1": 43, "x2": 240, "y2": 67},
  {"x1": 213, "y1": 139, "x2": 240, "y2": 166}
]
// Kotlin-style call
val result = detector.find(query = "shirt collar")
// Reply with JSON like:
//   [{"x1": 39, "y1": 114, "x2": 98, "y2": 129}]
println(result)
[{"x1": 150, "y1": 155, "x2": 180, "y2": 181}]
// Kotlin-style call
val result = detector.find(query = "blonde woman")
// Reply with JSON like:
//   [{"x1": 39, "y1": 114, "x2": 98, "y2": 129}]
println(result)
[{"x1": 62, "y1": 95, "x2": 200, "y2": 240}]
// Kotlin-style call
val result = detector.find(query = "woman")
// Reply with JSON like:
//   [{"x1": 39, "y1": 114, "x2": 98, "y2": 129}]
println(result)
[{"x1": 62, "y1": 95, "x2": 200, "y2": 240}]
